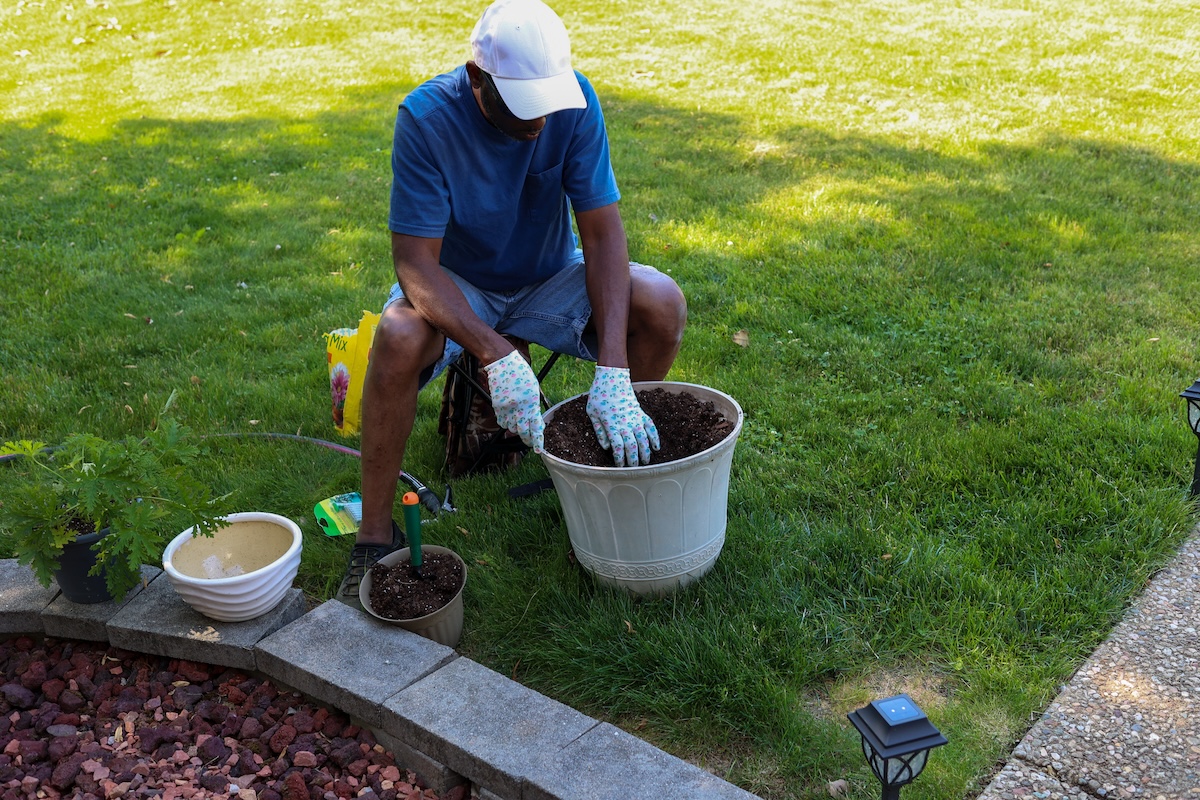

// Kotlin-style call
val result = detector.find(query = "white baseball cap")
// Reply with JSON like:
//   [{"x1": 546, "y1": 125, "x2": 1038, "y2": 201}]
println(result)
[{"x1": 470, "y1": 0, "x2": 587, "y2": 120}]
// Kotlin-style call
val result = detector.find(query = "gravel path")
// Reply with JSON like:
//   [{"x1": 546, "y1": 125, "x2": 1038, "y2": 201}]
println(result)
[
  {"x1": 976, "y1": 527, "x2": 1200, "y2": 799},
  {"x1": 0, "y1": 636, "x2": 465, "y2": 800}
]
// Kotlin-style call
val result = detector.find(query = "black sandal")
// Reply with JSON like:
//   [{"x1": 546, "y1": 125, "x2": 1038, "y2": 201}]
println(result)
[{"x1": 336, "y1": 521, "x2": 407, "y2": 608}]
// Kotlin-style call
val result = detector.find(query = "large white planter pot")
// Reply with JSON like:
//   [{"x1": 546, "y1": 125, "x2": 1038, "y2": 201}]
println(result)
[
  {"x1": 162, "y1": 512, "x2": 302, "y2": 622},
  {"x1": 540, "y1": 381, "x2": 743, "y2": 596}
]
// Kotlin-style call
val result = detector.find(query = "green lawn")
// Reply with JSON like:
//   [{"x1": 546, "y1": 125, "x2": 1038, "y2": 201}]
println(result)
[{"x1": 2, "y1": 1, "x2": 1198, "y2": 797}]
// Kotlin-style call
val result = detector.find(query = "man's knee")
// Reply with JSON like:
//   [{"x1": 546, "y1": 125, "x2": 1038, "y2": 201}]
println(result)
[
  {"x1": 631, "y1": 266, "x2": 687, "y2": 340},
  {"x1": 370, "y1": 303, "x2": 443, "y2": 380}
]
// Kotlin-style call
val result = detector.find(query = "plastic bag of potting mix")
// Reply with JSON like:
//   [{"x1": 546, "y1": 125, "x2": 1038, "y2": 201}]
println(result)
[{"x1": 324, "y1": 310, "x2": 379, "y2": 436}]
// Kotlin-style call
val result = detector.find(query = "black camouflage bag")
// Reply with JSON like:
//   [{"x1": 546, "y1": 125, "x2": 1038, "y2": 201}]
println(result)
[{"x1": 437, "y1": 337, "x2": 532, "y2": 477}]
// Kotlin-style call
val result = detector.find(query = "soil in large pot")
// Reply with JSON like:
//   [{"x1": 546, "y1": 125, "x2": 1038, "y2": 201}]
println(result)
[
  {"x1": 367, "y1": 554, "x2": 464, "y2": 620},
  {"x1": 543, "y1": 388, "x2": 735, "y2": 467}
]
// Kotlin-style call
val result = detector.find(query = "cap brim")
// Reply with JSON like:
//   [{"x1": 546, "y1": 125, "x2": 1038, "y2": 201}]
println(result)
[{"x1": 491, "y1": 71, "x2": 586, "y2": 120}]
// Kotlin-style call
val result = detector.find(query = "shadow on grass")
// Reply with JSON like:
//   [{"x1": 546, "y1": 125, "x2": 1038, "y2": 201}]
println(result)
[
  {"x1": 2, "y1": 86, "x2": 1198, "y2": 799},
  {"x1": 4, "y1": 88, "x2": 1195, "y2": 431}
]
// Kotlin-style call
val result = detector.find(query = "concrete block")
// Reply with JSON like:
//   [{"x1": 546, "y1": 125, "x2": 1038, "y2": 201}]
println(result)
[
  {"x1": 106, "y1": 572, "x2": 305, "y2": 670},
  {"x1": 0, "y1": 559, "x2": 58, "y2": 635},
  {"x1": 372, "y1": 727, "x2": 469, "y2": 795},
  {"x1": 381, "y1": 657, "x2": 598, "y2": 799},
  {"x1": 524, "y1": 722, "x2": 762, "y2": 800},
  {"x1": 41, "y1": 565, "x2": 160, "y2": 641},
  {"x1": 471, "y1": 787, "x2": 510, "y2": 800},
  {"x1": 254, "y1": 600, "x2": 456, "y2": 728}
]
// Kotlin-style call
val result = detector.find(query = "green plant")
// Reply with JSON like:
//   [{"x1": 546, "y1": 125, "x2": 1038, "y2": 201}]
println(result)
[{"x1": 0, "y1": 419, "x2": 232, "y2": 600}]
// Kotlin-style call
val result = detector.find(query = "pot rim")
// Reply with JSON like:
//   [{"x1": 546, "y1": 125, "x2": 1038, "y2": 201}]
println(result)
[
  {"x1": 65, "y1": 528, "x2": 108, "y2": 547},
  {"x1": 540, "y1": 380, "x2": 744, "y2": 474},
  {"x1": 162, "y1": 511, "x2": 302, "y2": 585}
]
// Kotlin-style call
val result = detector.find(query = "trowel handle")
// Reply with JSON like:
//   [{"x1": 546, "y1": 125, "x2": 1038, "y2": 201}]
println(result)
[{"x1": 402, "y1": 491, "x2": 422, "y2": 568}]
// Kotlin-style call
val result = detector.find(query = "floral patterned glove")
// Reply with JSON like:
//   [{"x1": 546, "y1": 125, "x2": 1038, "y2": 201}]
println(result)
[
  {"x1": 586, "y1": 366, "x2": 660, "y2": 467},
  {"x1": 483, "y1": 349, "x2": 544, "y2": 452}
]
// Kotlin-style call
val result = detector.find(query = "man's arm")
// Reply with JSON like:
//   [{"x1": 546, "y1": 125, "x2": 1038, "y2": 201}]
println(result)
[
  {"x1": 391, "y1": 232, "x2": 513, "y2": 365},
  {"x1": 392, "y1": 231, "x2": 545, "y2": 449},
  {"x1": 575, "y1": 201, "x2": 662, "y2": 466},
  {"x1": 574, "y1": 202, "x2": 631, "y2": 369}
]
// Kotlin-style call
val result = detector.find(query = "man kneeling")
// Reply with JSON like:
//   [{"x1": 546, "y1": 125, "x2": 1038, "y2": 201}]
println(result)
[{"x1": 338, "y1": 0, "x2": 687, "y2": 606}]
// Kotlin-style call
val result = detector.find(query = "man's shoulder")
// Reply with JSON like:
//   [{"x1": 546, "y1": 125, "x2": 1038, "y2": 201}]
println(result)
[
  {"x1": 402, "y1": 66, "x2": 468, "y2": 121},
  {"x1": 570, "y1": 70, "x2": 600, "y2": 107},
  {"x1": 569, "y1": 71, "x2": 607, "y2": 129}
]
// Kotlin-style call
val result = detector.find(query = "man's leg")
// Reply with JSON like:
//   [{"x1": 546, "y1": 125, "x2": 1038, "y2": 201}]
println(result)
[
  {"x1": 337, "y1": 300, "x2": 444, "y2": 604},
  {"x1": 627, "y1": 263, "x2": 687, "y2": 382}
]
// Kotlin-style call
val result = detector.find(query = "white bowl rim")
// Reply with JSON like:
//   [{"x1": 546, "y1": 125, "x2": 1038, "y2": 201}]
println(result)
[{"x1": 162, "y1": 511, "x2": 302, "y2": 585}]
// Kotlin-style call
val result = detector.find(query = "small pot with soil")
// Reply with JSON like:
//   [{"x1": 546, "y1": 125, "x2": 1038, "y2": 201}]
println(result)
[
  {"x1": 359, "y1": 494, "x2": 467, "y2": 648},
  {"x1": 540, "y1": 381, "x2": 743, "y2": 596}
]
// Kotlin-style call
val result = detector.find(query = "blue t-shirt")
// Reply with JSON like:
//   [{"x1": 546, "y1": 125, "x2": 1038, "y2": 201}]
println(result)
[{"x1": 388, "y1": 66, "x2": 620, "y2": 291}]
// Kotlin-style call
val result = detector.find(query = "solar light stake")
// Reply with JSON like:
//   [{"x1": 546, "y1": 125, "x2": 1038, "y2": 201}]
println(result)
[
  {"x1": 1182, "y1": 380, "x2": 1200, "y2": 498},
  {"x1": 847, "y1": 694, "x2": 947, "y2": 800}
]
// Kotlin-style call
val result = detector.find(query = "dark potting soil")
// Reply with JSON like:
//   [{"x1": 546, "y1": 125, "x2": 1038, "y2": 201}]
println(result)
[
  {"x1": 367, "y1": 554, "x2": 464, "y2": 620},
  {"x1": 543, "y1": 388, "x2": 735, "y2": 467}
]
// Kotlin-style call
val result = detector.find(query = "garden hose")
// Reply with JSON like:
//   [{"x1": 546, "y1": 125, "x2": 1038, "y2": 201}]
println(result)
[
  {"x1": 203, "y1": 432, "x2": 444, "y2": 515},
  {"x1": 1, "y1": 434, "x2": 444, "y2": 516}
]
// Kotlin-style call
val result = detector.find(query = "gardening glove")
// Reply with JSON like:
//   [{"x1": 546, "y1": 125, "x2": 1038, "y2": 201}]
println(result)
[
  {"x1": 483, "y1": 349, "x2": 545, "y2": 452},
  {"x1": 586, "y1": 366, "x2": 660, "y2": 467}
]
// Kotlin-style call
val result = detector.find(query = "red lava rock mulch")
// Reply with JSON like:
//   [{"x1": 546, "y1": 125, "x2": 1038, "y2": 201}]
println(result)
[{"x1": 0, "y1": 636, "x2": 465, "y2": 800}]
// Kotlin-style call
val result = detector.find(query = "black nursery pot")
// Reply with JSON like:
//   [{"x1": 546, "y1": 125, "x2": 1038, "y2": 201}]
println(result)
[{"x1": 55, "y1": 529, "x2": 114, "y2": 604}]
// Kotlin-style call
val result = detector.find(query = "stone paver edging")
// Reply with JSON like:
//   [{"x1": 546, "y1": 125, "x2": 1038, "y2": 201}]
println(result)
[{"x1": 0, "y1": 559, "x2": 759, "y2": 800}]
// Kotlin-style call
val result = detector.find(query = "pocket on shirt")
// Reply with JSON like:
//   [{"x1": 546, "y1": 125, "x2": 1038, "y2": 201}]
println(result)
[{"x1": 523, "y1": 163, "x2": 565, "y2": 224}]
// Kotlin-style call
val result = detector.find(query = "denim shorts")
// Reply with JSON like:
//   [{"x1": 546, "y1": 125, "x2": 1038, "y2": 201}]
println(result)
[{"x1": 383, "y1": 252, "x2": 601, "y2": 388}]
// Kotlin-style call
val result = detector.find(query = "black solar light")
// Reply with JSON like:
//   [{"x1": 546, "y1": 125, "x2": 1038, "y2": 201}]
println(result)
[
  {"x1": 1182, "y1": 380, "x2": 1200, "y2": 498},
  {"x1": 847, "y1": 694, "x2": 947, "y2": 800}
]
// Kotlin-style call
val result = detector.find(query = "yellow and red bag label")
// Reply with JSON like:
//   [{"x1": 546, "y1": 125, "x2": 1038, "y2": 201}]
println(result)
[{"x1": 324, "y1": 310, "x2": 380, "y2": 436}]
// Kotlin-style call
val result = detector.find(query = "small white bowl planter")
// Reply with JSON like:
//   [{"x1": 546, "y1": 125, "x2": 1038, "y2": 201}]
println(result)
[
  {"x1": 162, "y1": 512, "x2": 302, "y2": 622},
  {"x1": 540, "y1": 381, "x2": 743, "y2": 596}
]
